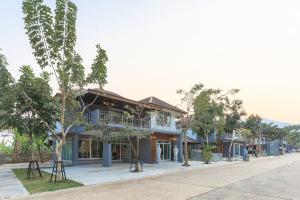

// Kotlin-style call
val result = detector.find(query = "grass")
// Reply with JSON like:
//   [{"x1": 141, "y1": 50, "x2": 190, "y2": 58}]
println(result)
[{"x1": 13, "y1": 168, "x2": 83, "y2": 194}]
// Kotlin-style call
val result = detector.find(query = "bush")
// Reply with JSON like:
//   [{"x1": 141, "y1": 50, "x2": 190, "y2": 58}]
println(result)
[{"x1": 202, "y1": 145, "x2": 215, "y2": 164}]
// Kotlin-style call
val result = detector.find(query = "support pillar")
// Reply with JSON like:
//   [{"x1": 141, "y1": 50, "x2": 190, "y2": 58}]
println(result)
[
  {"x1": 103, "y1": 143, "x2": 112, "y2": 167},
  {"x1": 72, "y1": 134, "x2": 79, "y2": 165},
  {"x1": 176, "y1": 134, "x2": 183, "y2": 162}
]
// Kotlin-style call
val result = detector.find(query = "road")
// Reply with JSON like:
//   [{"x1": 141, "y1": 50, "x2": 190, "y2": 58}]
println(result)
[{"x1": 16, "y1": 154, "x2": 300, "y2": 200}]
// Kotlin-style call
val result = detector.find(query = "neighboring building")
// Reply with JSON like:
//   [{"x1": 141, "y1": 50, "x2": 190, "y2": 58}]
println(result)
[
  {"x1": 246, "y1": 136, "x2": 267, "y2": 155},
  {"x1": 219, "y1": 131, "x2": 246, "y2": 157},
  {"x1": 56, "y1": 89, "x2": 186, "y2": 166},
  {"x1": 184, "y1": 128, "x2": 247, "y2": 158}
]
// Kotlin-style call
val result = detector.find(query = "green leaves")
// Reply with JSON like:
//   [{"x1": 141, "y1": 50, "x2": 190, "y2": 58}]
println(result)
[
  {"x1": 53, "y1": 0, "x2": 77, "y2": 58},
  {"x1": 23, "y1": 0, "x2": 54, "y2": 69},
  {"x1": 0, "y1": 51, "x2": 57, "y2": 140},
  {"x1": 0, "y1": 51, "x2": 16, "y2": 129},
  {"x1": 87, "y1": 44, "x2": 108, "y2": 88},
  {"x1": 22, "y1": 0, "x2": 109, "y2": 160}
]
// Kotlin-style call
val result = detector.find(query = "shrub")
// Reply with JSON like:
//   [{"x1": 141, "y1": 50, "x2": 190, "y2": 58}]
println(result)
[{"x1": 202, "y1": 145, "x2": 215, "y2": 164}]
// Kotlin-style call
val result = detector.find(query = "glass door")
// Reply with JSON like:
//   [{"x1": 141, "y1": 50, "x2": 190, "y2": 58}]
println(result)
[
  {"x1": 234, "y1": 143, "x2": 240, "y2": 156},
  {"x1": 157, "y1": 140, "x2": 171, "y2": 161}
]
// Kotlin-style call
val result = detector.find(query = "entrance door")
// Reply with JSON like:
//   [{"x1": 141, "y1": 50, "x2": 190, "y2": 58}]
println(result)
[
  {"x1": 234, "y1": 143, "x2": 240, "y2": 156},
  {"x1": 157, "y1": 140, "x2": 171, "y2": 161}
]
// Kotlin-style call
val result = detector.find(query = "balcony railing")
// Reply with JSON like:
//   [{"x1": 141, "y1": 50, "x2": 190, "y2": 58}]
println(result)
[
  {"x1": 98, "y1": 111, "x2": 151, "y2": 129},
  {"x1": 223, "y1": 133, "x2": 245, "y2": 140}
]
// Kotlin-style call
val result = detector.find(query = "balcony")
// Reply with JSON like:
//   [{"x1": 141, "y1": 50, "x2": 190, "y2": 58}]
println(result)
[
  {"x1": 88, "y1": 110, "x2": 182, "y2": 134},
  {"x1": 223, "y1": 132, "x2": 245, "y2": 141},
  {"x1": 93, "y1": 111, "x2": 151, "y2": 129}
]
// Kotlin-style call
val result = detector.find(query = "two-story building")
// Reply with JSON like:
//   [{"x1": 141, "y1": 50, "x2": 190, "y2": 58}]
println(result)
[{"x1": 58, "y1": 89, "x2": 186, "y2": 166}]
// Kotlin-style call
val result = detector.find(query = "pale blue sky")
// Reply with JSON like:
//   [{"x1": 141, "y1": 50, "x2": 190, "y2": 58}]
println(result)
[{"x1": 1, "y1": 0, "x2": 300, "y2": 124}]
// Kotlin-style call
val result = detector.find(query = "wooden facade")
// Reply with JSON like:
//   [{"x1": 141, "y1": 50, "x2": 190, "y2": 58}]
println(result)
[{"x1": 150, "y1": 133, "x2": 178, "y2": 163}]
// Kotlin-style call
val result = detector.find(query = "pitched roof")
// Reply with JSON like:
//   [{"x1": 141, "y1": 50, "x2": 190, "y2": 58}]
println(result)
[
  {"x1": 139, "y1": 96, "x2": 186, "y2": 114},
  {"x1": 83, "y1": 89, "x2": 186, "y2": 114}
]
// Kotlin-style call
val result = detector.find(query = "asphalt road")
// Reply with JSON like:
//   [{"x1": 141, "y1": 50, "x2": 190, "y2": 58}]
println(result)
[
  {"x1": 16, "y1": 154, "x2": 300, "y2": 200},
  {"x1": 190, "y1": 155, "x2": 300, "y2": 200}
]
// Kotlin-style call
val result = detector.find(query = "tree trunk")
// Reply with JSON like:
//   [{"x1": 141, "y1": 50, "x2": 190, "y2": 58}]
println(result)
[
  {"x1": 183, "y1": 132, "x2": 190, "y2": 166},
  {"x1": 206, "y1": 134, "x2": 209, "y2": 146},
  {"x1": 228, "y1": 131, "x2": 235, "y2": 162},
  {"x1": 258, "y1": 135, "x2": 262, "y2": 156}
]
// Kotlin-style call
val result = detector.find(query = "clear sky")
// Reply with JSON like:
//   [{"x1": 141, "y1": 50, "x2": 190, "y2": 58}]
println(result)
[{"x1": 1, "y1": 0, "x2": 300, "y2": 124}]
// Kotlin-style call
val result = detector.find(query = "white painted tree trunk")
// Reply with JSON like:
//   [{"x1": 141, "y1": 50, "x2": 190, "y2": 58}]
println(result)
[{"x1": 228, "y1": 130, "x2": 235, "y2": 161}]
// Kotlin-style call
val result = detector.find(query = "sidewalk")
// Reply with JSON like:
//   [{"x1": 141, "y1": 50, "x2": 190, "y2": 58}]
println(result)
[
  {"x1": 41, "y1": 160, "x2": 238, "y2": 186},
  {"x1": 15, "y1": 153, "x2": 300, "y2": 200},
  {"x1": 0, "y1": 170, "x2": 28, "y2": 199}
]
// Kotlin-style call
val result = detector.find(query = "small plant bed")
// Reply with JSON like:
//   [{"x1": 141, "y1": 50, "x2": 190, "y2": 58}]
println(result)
[{"x1": 13, "y1": 168, "x2": 83, "y2": 194}]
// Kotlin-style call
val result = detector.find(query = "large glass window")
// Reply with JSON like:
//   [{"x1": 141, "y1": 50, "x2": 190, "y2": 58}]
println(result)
[
  {"x1": 62, "y1": 139, "x2": 73, "y2": 160},
  {"x1": 78, "y1": 139, "x2": 103, "y2": 159},
  {"x1": 156, "y1": 112, "x2": 171, "y2": 127},
  {"x1": 112, "y1": 143, "x2": 130, "y2": 161}
]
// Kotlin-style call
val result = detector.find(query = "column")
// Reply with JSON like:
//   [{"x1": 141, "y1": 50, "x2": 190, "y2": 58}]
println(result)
[
  {"x1": 103, "y1": 143, "x2": 112, "y2": 167},
  {"x1": 72, "y1": 134, "x2": 79, "y2": 165},
  {"x1": 176, "y1": 134, "x2": 183, "y2": 162}
]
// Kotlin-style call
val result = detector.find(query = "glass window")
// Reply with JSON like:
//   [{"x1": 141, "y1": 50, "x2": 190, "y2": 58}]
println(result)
[
  {"x1": 121, "y1": 144, "x2": 130, "y2": 162},
  {"x1": 156, "y1": 112, "x2": 171, "y2": 127},
  {"x1": 78, "y1": 139, "x2": 103, "y2": 159},
  {"x1": 112, "y1": 143, "x2": 121, "y2": 160},
  {"x1": 62, "y1": 139, "x2": 72, "y2": 160},
  {"x1": 91, "y1": 140, "x2": 103, "y2": 158},
  {"x1": 112, "y1": 143, "x2": 130, "y2": 161},
  {"x1": 78, "y1": 139, "x2": 90, "y2": 159}
]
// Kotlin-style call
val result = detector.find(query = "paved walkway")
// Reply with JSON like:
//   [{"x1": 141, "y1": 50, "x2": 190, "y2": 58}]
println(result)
[
  {"x1": 42, "y1": 160, "x2": 237, "y2": 185},
  {"x1": 15, "y1": 154, "x2": 300, "y2": 200},
  {"x1": 0, "y1": 170, "x2": 28, "y2": 199}
]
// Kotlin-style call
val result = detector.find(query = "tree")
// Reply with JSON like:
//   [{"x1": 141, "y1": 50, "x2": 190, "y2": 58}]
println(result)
[
  {"x1": 22, "y1": 0, "x2": 108, "y2": 161},
  {"x1": 16, "y1": 66, "x2": 56, "y2": 158},
  {"x1": 282, "y1": 125, "x2": 300, "y2": 148},
  {"x1": 0, "y1": 50, "x2": 15, "y2": 129},
  {"x1": 192, "y1": 89, "x2": 225, "y2": 147},
  {"x1": 90, "y1": 104, "x2": 150, "y2": 172},
  {"x1": 120, "y1": 105, "x2": 150, "y2": 172},
  {"x1": 224, "y1": 98, "x2": 246, "y2": 161},
  {"x1": 0, "y1": 51, "x2": 55, "y2": 159},
  {"x1": 245, "y1": 114, "x2": 264, "y2": 155},
  {"x1": 177, "y1": 83, "x2": 204, "y2": 166}
]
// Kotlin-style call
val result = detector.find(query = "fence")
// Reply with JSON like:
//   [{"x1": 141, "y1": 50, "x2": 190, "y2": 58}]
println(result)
[{"x1": 0, "y1": 153, "x2": 52, "y2": 164}]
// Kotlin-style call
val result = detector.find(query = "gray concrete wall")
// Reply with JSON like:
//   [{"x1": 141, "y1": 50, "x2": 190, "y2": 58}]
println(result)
[
  {"x1": 267, "y1": 139, "x2": 280, "y2": 156},
  {"x1": 139, "y1": 138, "x2": 152, "y2": 163}
]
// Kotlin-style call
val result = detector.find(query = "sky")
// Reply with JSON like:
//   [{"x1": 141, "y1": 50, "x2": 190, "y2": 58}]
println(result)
[{"x1": 0, "y1": 0, "x2": 300, "y2": 124}]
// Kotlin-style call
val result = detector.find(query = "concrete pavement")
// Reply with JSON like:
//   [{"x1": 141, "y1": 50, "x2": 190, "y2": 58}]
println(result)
[
  {"x1": 41, "y1": 160, "x2": 236, "y2": 186},
  {"x1": 15, "y1": 154, "x2": 300, "y2": 200},
  {"x1": 0, "y1": 170, "x2": 28, "y2": 199}
]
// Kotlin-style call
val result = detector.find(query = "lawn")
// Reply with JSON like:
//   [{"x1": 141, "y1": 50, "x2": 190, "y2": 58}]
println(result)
[{"x1": 13, "y1": 168, "x2": 83, "y2": 194}]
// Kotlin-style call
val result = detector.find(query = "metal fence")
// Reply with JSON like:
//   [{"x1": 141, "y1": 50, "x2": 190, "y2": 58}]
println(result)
[{"x1": 0, "y1": 153, "x2": 52, "y2": 164}]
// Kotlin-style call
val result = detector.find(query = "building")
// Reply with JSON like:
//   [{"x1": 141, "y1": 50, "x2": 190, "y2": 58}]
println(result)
[
  {"x1": 219, "y1": 131, "x2": 246, "y2": 157},
  {"x1": 185, "y1": 128, "x2": 247, "y2": 158},
  {"x1": 56, "y1": 89, "x2": 186, "y2": 166}
]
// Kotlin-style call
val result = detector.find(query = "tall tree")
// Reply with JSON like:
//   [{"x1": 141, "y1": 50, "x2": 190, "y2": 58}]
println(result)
[
  {"x1": 22, "y1": 0, "x2": 108, "y2": 161},
  {"x1": 0, "y1": 50, "x2": 15, "y2": 129},
  {"x1": 177, "y1": 83, "x2": 204, "y2": 166},
  {"x1": 224, "y1": 98, "x2": 246, "y2": 161},
  {"x1": 0, "y1": 57, "x2": 56, "y2": 159},
  {"x1": 192, "y1": 88, "x2": 228, "y2": 146},
  {"x1": 245, "y1": 114, "x2": 264, "y2": 155}
]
